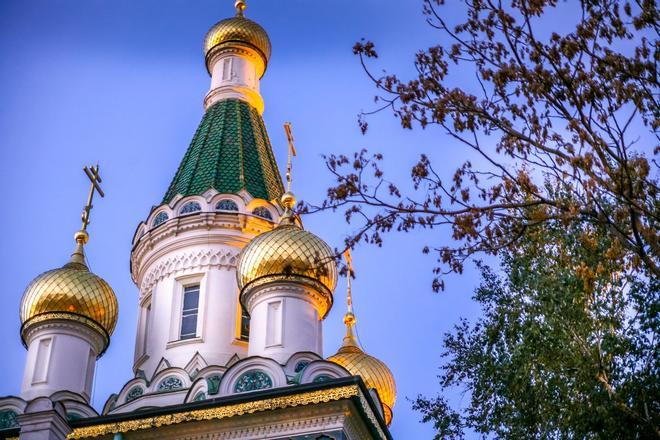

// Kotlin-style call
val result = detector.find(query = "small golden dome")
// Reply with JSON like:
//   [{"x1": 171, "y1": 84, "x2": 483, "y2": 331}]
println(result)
[
  {"x1": 19, "y1": 235, "x2": 118, "y2": 352},
  {"x1": 237, "y1": 222, "x2": 337, "y2": 316},
  {"x1": 329, "y1": 331, "x2": 397, "y2": 426},
  {"x1": 203, "y1": 4, "x2": 271, "y2": 74}
]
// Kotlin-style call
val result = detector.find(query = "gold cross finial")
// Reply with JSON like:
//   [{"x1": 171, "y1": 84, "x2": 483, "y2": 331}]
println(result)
[
  {"x1": 235, "y1": 0, "x2": 247, "y2": 17},
  {"x1": 284, "y1": 122, "x2": 297, "y2": 192},
  {"x1": 81, "y1": 164, "x2": 104, "y2": 233},
  {"x1": 343, "y1": 249, "x2": 355, "y2": 324}
]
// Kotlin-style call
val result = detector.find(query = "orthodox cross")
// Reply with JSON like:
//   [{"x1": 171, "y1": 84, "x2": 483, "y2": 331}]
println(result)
[
  {"x1": 343, "y1": 249, "x2": 353, "y2": 313},
  {"x1": 283, "y1": 122, "x2": 297, "y2": 192},
  {"x1": 81, "y1": 164, "x2": 105, "y2": 232}
]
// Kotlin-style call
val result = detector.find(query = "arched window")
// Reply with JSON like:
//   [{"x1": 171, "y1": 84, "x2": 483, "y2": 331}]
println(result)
[
  {"x1": 233, "y1": 370, "x2": 273, "y2": 393},
  {"x1": 252, "y1": 206, "x2": 272, "y2": 220},
  {"x1": 0, "y1": 410, "x2": 18, "y2": 429},
  {"x1": 157, "y1": 376, "x2": 183, "y2": 392},
  {"x1": 312, "y1": 374, "x2": 333, "y2": 383},
  {"x1": 152, "y1": 211, "x2": 169, "y2": 227},
  {"x1": 126, "y1": 386, "x2": 144, "y2": 402},
  {"x1": 193, "y1": 391, "x2": 206, "y2": 402},
  {"x1": 180, "y1": 201, "x2": 202, "y2": 215},
  {"x1": 216, "y1": 199, "x2": 239, "y2": 211},
  {"x1": 294, "y1": 360, "x2": 310, "y2": 373}
]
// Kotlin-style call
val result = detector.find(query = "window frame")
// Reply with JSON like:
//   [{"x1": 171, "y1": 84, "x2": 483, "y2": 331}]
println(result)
[
  {"x1": 169, "y1": 274, "x2": 206, "y2": 344},
  {"x1": 180, "y1": 284, "x2": 200, "y2": 340}
]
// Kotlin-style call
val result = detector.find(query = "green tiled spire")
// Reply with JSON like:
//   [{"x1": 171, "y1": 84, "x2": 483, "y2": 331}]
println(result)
[{"x1": 162, "y1": 99, "x2": 284, "y2": 204}]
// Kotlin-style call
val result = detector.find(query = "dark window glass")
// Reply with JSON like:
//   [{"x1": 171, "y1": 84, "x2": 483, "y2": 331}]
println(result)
[
  {"x1": 216, "y1": 200, "x2": 239, "y2": 211},
  {"x1": 180, "y1": 201, "x2": 202, "y2": 215},
  {"x1": 240, "y1": 307, "x2": 250, "y2": 341},
  {"x1": 252, "y1": 207, "x2": 272, "y2": 220},
  {"x1": 181, "y1": 285, "x2": 200, "y2": 339}
]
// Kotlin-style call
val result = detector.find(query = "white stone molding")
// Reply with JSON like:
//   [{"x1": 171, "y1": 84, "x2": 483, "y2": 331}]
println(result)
[
  {"x1": 184, "y1": 377, "x2": 208, "y2": 403},
  {"x1": 217, "y1": 357, "x2": 287, "y2": 396},
  {"x1": 114, "y1": 377, "x2": 148, "y2": 407},
  {"x1": 0, "y1": 396, "x2": 27, "y2": 415},
  {"x1": 152, "y1": 358, "x2": 172, "y2": 377},
  {"x1": 283, "y1": 352, "x2": 323, "y2": 376},
  {"x1": 242, "y1": 283, "x2": 328, "y2": 319},
  {"x1": 184, "y1": 353, "x2": 209, "y2": 378},
  {"x1": 299, "y1": 360, "x2": 350, "y2": 385},
  {"x1": 51, "y1": 396, "x2": 97, "y2": 419},
  {"x1": 21, "y1": 320, "x2": 105, "y2": 357},
  {"x1": 139, "y1": 248, "x2": 239, "y2": 294},
  {"x1": 148, "y1": 367, "x2": 191, "y2": 394}
]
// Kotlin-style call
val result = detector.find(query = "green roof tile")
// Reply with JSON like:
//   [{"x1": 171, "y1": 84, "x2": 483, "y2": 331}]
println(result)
[{"x1": 162, "y1": 99, "x2": 284, "y2": 204}]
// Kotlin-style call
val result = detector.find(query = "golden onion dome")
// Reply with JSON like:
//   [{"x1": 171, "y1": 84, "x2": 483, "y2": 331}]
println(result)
[
  {"x1": 237, "y1": 195, "x2": 337, "y2": 318},
  {"x1": 19, "y1": 231, "x2": 118, "y2": 352},
  {"x1": 328, "y1": 327, "x2": 397, "y2": 426},
  {"x1": 203, "y1": 1, "x2": 271, "y2": 75}
]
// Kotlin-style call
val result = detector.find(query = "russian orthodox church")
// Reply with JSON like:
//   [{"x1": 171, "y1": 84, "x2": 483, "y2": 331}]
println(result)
[{"x1": 0, "y1": 2, "x2": 396, "y2": 439}]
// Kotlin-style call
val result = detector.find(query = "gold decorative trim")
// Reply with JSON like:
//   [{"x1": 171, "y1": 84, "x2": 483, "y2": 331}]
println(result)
[
  {"x1": 22, "y1": 312, "x2": 109, "y2": 352},
  {"x1": 68, "y1": 385, "x2": 359, "y2": 439}
]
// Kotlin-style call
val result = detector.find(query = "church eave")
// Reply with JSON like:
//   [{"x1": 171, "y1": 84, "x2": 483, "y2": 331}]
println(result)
[{"x1": 67, "y1": 377, "x2": 392, "y2": 440}]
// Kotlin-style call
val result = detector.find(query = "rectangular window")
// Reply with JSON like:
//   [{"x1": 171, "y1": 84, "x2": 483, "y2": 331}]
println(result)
[
  {"x1": 222, "y1": 58, "x2": 232, "y2": 81},
  {"x1": 32, "y1": 337, "x2": 52, "y2": 384},
  {"x1": 180, "y1": 285, "x2": 200, "y2": 340}
]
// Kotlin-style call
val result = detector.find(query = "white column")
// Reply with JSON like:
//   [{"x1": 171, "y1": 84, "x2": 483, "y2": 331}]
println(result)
[
  {"x1": 20, "y1": 321, "x2": 104, "y2": 403},
  {"x1": 204, "y1": 52, "x2": 264, "y2": 113},
  {"x1": 244, "y1": 283, "x2": 323, "y2": 364}
]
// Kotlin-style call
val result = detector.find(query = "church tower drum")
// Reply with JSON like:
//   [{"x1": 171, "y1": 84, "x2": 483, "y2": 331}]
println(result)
[{"x1": 129, "y1": 0, "x2": 284, "y2": 379}]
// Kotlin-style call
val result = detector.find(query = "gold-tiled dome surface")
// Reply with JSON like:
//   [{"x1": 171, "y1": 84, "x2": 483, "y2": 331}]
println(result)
[
  {"x1": 204, "y1": 16, "x2": 271, "y2": 62},
  {"x1": 20, "y1": 263, "x2": 118, "y2": 335},
  {"x1": 237, "y1": 224, "x2": 337, "y2": 294},
  {"x1": 329, "y1": 346, "x2": 397, "y2": 425}
]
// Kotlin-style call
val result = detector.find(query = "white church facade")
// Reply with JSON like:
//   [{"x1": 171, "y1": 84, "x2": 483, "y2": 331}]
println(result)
[{"x1": 0, "y1": 2, "x2": 396, "y2": 439}]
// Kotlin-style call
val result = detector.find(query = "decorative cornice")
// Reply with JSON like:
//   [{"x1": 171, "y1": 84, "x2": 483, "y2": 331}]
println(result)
[
  {"x1": 242, "y1": 282, "x2": 332, "y2": 320},
  {"x1": 206, "y1": 45, "x2": 266, "y2": 78},
  {"x1": 21, "y1": 314, "x2": 108, "y2": 356},
  {"x1": 138, "y1": 248, "x2": 240, "y2": 293},
  {"x1": 131, "y1": 212, "x2": 272, "y2": 283},
  {"x1": 67, "y1": 385, "x2": 360, "y2": 439}
]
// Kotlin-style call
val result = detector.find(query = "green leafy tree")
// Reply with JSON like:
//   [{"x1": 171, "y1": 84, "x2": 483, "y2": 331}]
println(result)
[
  {"x1": 414, "y1": 215, "x2": 658, "y2": 439},
  {"x1": 309, "y1": 0, "x2": 658, "y2": 290}
]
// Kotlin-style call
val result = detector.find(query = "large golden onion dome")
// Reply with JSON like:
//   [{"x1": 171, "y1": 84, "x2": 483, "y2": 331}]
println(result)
[
  {"x1": 236, "y1": 193, "x2": 337, "y2": 318},
  {"x1": 19, "y1": 230, "x2": 118, "y2": 353},
  {"x1": 203, "y1": 1, "x2": 271, "y2": 75}
]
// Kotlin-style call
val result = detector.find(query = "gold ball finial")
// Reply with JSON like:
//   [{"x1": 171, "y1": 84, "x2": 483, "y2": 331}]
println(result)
[
  {"x1": 281, "y1": 191, "x2": 296, "y2": 210},
  {"x1": 235, "y1": 0, "x2": 247, "y2": 16},
  {"x1": 74, "y1": 230, "x2": 89, "y2": 245},
  {"x1": 343, "y1": 311, "x2": 356, "y2": 326}
]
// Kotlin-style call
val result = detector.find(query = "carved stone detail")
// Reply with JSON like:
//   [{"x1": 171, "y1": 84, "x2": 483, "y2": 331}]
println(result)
[{"x1": 140, "y1": 248, "x2": 240, "y2": 293}]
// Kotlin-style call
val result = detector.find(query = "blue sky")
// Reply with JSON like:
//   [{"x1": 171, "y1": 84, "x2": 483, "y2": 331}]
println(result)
[{"x1": 0, "y1": 1, "x2": 483, "y2": 437}]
